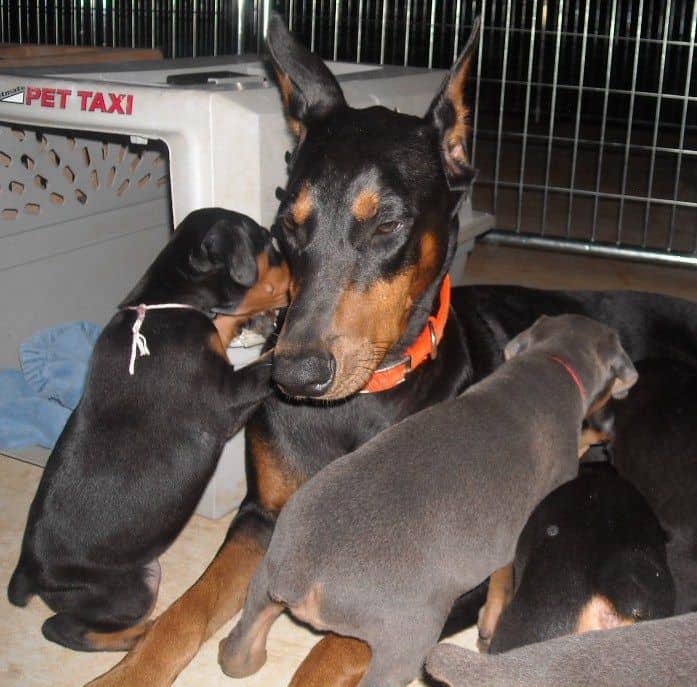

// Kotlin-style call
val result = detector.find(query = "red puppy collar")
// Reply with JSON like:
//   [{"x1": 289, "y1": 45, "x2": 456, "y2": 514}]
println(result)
[
  {"x1": 548, "y1": 354, "x2": 587, "y2": 402},
  {"x1": 361, "y1": 275, "x2": 451, "y2": 394}
]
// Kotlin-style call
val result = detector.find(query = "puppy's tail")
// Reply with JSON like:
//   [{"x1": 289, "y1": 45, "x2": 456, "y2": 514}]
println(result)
[{"x1": 8, "y1": 561, "x2": 36, "y2": 607}]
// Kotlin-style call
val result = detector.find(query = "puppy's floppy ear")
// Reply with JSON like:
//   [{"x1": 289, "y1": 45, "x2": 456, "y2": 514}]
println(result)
[
  {"x1": 504, "y1": 315, "x2": 548, "y2": 360},
  {"x1": 504, "y1": 328, "x2": 533, "y2": 361},
  {"x1": 610, "y1": 347, "x2": 638, "y2": 399},
  {"x1": 266, "y1": 12, "x2": 347, "y2": 140},
  {"x1": 190, "y1": 219, "x2": 258, "y2": 288},
  {"x1": 189, "y1": 220, "x2": 228, "y2": 274},
  {"x1": 425, "y1": 16, "x2": 480, "y2": 190},
  {"x1": 227, "y1": 221, "x2": 259, "y2": 288}
]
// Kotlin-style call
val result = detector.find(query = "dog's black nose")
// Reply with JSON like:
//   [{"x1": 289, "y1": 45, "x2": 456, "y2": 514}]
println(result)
[{"x1": 273, "y1": 350, "x2": 336, "y2": 398}]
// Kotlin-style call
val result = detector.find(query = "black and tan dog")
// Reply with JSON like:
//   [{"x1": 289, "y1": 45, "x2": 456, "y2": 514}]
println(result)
[
  {"x1": 8, "y1": 208, "x2": 289, "y2": 652},
  {"x1": 483, "y1": 462, "x2": 674, "y2": 655},
  {"x1": 218, "y1": 315, "x2": 637, "y2": 686},
  {"x1": 89, "y1": 15, "x2": 697, "y2": 687}
]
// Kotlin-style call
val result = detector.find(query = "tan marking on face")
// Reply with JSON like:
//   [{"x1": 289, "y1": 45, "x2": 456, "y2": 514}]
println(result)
[
  {"x1": 322, "y1": 267, "x2": 416, "y2": 399},
  {"x1": 212, "y1": 251, "x2": 290, "y2": 350},
  {"x1": 352, "y1": 188, "x2": 379, "y2": 222},
  {"x1": 237, "y1": 251, "x2": 291, "y2": 314},
  {"x1": 296, "y1": 231, "x2": 444, "y2": 399},
  {"x1": 576, "y1": 595, "x2": 634, "y2": 634},
  {"x1": 291, "y1": 184, "x2": 314, "y2": 225},
  {"x1": 248, "y1": 430, "x2": 304, "y2": 514},
  {"x1": 409, "y1": 231, "x2": 443, "y2": 301},
  {"x1": 289, "y1": 633, "x2": 372, "y2": 687}
]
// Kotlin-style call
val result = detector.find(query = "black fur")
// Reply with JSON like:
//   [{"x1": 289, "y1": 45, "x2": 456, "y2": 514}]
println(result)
[
  {"x1": 489, "y1": 462, "x2": 675, "y2": 653},
  {"x1": 8, "y1": 208, "x2": 285, "y2": 650}
]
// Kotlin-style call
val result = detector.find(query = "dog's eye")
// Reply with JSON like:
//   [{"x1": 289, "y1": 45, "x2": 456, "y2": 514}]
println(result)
[{"x1": 375, "y1": 221, "x2": 402, "y2": 236}]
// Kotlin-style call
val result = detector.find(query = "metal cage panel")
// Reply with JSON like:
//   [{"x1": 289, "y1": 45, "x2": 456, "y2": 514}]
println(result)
[{"x1": 4, "y1": 1, "x2": 695, "y2": 265}]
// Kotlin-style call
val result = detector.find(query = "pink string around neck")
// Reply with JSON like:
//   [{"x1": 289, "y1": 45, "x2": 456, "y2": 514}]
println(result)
[{"x1": 124, "y1": 303, "x2": 196, "y2": 375}]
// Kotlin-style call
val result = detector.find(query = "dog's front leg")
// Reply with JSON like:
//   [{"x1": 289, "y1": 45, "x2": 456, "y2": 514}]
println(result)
[
  {"x1": 84, "y1": 508, "x2": 270, "y2": 687},
  {"x1": 477, "y1": 562, "x2": 514, "y2": 650},
  {"x1": 85, "y1": 425, "x2": 299, "y2": 687},
  {"x1": 289, "y1": 633, "x2": 372, "y2": 687}
]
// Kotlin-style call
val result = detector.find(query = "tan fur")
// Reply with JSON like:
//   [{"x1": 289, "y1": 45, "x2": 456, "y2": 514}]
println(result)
[
  {"x1": 85, "y1": 532, "x2": 267, "y2": 687},
  {"x1": 324, "y1": 268, "x2": 416, "y2": 399},
  {"x1": 478, "y1": 563, "x2": 515, "y2": 645},
  {"x1": 352, "y1": 188, "x2": 379, "y2": 221},
  {"x1": 210, "y1": 250, "x2": 290, "y2": 353},
  {"x1": 318, "y1": 231, "x2": 442, "y2": 398},
  {"x1": 578, "y1": 424, "x2": 613, "y2": 458},
  {"x1": 576, "y1": 595, "x2": 634, "y2": 634},
  {"x1": 275, "y1": 70, "x2": 305, "y2": 139},
  {"x1": 84, "y1": 619, "x2": 153, "y2": 652},
  {"x1": 289, "y1": 633, "x2": 372, "y2": 687},
  {"x1": 290, "y1": 585, "x2": 328, "y2": 631},
  {"x1": 442, "y1": 53, "x2": 474, "y2": 174},
  {"x1": 291, "y1": 184, "x2": 314, "y2": 225},
  {"x1": 249, "y1": 431, "x2": 304, "y2": 514},
  {"x1": 410, "y1": 231, "x2": 443, "y2": 301}
]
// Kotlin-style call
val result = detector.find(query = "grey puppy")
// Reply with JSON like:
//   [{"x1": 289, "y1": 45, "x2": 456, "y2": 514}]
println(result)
[
  {"x1": 426, "y1": 611, "x2": 697, "y2": 687},
  {"x1": 218, "y1": 314, "x2": 638, "y2": 687}
]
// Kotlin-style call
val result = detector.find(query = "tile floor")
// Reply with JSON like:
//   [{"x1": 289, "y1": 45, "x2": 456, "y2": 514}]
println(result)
[{"x1": 1, "y1": 244, "x2": 695, "y2": 687}]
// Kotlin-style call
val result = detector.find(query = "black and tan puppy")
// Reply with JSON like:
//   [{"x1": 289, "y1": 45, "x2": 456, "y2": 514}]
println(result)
[
  {"x1": 485, "y1": 462, "x2": 675, "y2": 654},
  {"x1": 218, "y1": 314, "x2": 637, "y2": 687},
  {"x1": 7, "y1": 208, "x2": 289, "y2": 652}
]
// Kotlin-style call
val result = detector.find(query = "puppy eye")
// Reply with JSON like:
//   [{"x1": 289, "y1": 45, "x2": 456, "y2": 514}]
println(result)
[{"x1": 375, "y1": 221, "x2": 402, "y2": 236}]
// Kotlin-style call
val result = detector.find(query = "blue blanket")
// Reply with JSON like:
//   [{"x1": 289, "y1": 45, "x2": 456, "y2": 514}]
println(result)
[{"x1": 0, "y1": 321, "x2": 101, "y2": 450}]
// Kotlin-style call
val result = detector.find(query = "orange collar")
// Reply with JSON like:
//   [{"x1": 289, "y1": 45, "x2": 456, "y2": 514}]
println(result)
[{"x1": 361, "y1": 275, "x2": 451, "y2": 394}]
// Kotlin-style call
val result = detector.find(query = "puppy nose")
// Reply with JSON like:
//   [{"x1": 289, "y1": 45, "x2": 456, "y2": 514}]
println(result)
[{"x1": 273, "y1": 350, "x2": 336, "y2": 398}]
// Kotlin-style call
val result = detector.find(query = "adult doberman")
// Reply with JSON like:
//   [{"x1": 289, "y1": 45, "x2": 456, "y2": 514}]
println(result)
[{"x1": 89, "y1": 14, "x2": 697, "y2": 687}]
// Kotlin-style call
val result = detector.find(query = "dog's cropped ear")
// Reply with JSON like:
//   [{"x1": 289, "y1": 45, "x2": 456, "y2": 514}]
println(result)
[
  {"x1": 266, "y1": 12, "x2": 347, "y2": 140},
  {"x1": 190, "y1": 220, "x2": 258, "y2": 288},
  {"x1": 610, "y1": 347, "x2": 638, "y2": 399},
  {"x1": 426, "y1": 16, "x2": 481, "y2": 190}
]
